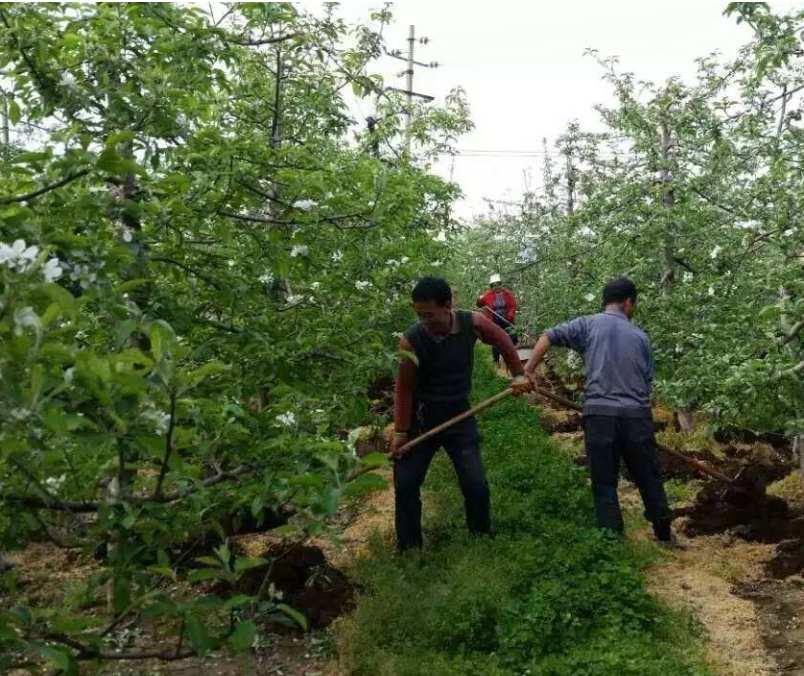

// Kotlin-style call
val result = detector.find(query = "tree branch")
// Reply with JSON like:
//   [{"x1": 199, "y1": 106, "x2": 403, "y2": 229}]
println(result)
[
  {"x1": 780, "y1": 319, "x2": 804, "y2": 346},
  {"x1": 4, "y1": 466, "x2": 254, "y2": 512},
  {"x1": 226, "y1": 32, "x2": 300, "y2": 47},
  {"x1": 0, "y1": 169, "x2": 91, "y2": 205},
  {"x1": 149, "y1": 256, "x2": 222, "y2": 288},
  {"x1": 44, "y1": 632, "x2": 194, "y2": 661},
  {"x1": 153, "y1": 391, "x2": 177, "y2": 498}
]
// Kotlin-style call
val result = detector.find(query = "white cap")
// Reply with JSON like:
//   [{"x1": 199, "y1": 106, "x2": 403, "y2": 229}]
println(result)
[{"x1": 489, "y1": 273, "x2": 501, "y2": 285}]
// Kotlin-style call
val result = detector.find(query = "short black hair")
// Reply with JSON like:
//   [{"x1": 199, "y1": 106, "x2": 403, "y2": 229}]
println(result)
[
  {"x1": 412, "y1": 277, "x2": 452, "y2": 306},
  {"x1": 602, "y1": 277, "x2": 638, "y2": 305}
]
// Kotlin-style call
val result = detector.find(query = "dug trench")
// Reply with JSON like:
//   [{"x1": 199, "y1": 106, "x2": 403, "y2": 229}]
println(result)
[{"x1": 530, "y1": 362, "x2": 804, "y2": 675}]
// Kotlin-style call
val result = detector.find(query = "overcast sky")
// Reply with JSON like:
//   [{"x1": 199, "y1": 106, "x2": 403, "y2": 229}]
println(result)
[{"x1": 324, "y1": 2, "x2": 799, "y2": 219}]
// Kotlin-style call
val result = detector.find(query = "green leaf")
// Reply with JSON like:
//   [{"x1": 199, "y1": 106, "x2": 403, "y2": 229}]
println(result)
[
  {"x1": 105, "y1": 130, "x2": 135, "y2": 148},
  {"x1": 234, "y1": 556, "x2": 268, "y2": 573},
  {"x1": 10, "y1": 151, "x2": 49, "y2": 164},
  {"x1": 116, "y1": 278, "x2": 153, "y2": 293},
  {"x1": 148, "y1": 565, "x2": 177, "y2": 581},
  {"x1": 150, "y1": 320, "x2": 177, "y2": 363},
  {"x1": 188, "y1": 568, "x2": 220, "y2": 583},
  {"x1": 343, "y1": 472, "x2": 387, "y2": 497},
  {"x1": 8, "y1": 98, "x2": 21, "y2": 125},
  {"x1": 183, "y1": 361, "x2": 230, "y2": 386},
  {"x1": 222, "y1": 594, "x2": 253, "y2": 610},
  {"x1": 39, "y1": 282, "x2": 76, "y2": 313},
  {"x1": 275, "y1": 603, "x2": 308, "y2": 631},
  {"x1": 228, "y1": 619, "x2": 257, "y2": 652},
  {"x1": 185, "y1": 614, "x2": 215, "y2": 655},
  {"x1": 359, "y1": 452, "x2": 389, "y2": 468},
  {"x1": 39, "y1": 645, "x2": 78, "y2": 676}
]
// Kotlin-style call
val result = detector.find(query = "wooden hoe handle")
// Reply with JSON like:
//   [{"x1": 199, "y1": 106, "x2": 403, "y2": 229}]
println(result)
[{"x1": 398, "y1": 388, "x2": 515, "y2": 453}]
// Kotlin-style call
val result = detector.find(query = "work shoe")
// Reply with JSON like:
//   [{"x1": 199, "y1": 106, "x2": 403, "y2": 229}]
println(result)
[{"x1": 657, "y1": 532, "x2": 686, "y2": 550}]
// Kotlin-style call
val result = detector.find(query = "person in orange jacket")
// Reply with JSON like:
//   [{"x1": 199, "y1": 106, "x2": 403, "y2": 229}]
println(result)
[{"x1": 476, "y1": 273, "x2": 518, "y2": 366}]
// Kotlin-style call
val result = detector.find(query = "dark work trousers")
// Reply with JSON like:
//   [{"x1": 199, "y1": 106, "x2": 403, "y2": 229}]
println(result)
[
  {"x1": 393, "y1": 400, "x2": 491, "y2": 551},
  {"x1": 583, "y1": 415, "x2": 673, "y2": 534},
  {"x1": 491, "y1": 314, "x2": 518, "y2": 363}
]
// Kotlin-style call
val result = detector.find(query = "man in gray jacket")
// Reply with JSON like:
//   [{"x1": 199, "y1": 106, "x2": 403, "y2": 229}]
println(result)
[{"x1": 524, "y1": 277, "x2": 675, "y2": 543}]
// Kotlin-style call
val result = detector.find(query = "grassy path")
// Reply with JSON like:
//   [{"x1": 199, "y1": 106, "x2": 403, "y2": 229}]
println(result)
[{"x1": 337, "y1": 355, "x2": 712, "y2": 676}]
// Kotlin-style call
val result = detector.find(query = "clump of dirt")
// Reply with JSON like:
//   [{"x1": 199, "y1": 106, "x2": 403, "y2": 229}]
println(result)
[
  {"x1": 678, "y1": 461, "x2": 804, "y2": 544},
  {"x1": 765, "y1": 537, "x2": 804, "y2": 578},
  {"x1": 235, "y1": 544, "x2": 355, "y2": 630},
  {"x1": 538, "y1": 407, "x2": 582, "y2": 434},
  {"x1": 366, "y1": 375, "x2": 394, "y2": 415}
]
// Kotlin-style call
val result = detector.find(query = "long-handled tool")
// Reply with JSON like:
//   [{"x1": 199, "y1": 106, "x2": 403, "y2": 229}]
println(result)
[
  {"x1": 482, "y1": 305, "x2": 538, "y2": 344},
  {"x1": 397, "y1": 387, "x2": 516, "y2": 454},
  {"x1": 530, "y1": 384, "x2": 734, "y2": 484}
]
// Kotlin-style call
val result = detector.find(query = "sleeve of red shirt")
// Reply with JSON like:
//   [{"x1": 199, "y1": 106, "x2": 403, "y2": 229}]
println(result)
[
  {"x1": 393, "y1": 336, "x2": 417, "y2": 432},
  {"x1": 505, "y1": 290, "x2": 517, "y2": 322},
  {"x1": 472, "y1": 313, "x2": 524, "y2": 376},
  {"x1": 479, "y1": 290, "x2": 494, "y2": 318}
]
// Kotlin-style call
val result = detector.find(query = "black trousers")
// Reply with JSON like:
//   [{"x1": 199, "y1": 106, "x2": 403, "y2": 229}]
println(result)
[
  {"x1": 393, "y1": 401, "x2": 490, "y2": 551},
  {"x1": 583, "y1": 415, "x2": 672, "y2": 533},
  {"x1": 491, "y1": 314, "x2": 517, "y2": 363}
]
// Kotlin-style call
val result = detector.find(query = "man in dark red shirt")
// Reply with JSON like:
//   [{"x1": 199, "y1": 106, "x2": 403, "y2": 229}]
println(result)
[
  {"x1": 390, "y1": 277, "x2": 531, "y2": 551},
  {"x1": 476, "y1": 273, "x2": 518, "y2": 367}
]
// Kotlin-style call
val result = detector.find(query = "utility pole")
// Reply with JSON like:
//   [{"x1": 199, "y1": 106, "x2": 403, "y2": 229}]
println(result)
[
  {"x1": 1, "y1": 92, "x2": 9, "y2": 148},
  {"x1": 386, "y1": 25, "x2": 438, "y2": 149},
  {"x1": 406, "y1": 24, "x2": 414, "y2": 128}
]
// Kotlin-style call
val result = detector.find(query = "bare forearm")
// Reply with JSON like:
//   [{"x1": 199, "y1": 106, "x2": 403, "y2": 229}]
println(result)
[
  {"x1": 474, "y1": 313, "x2": 524, "y2": 376},
  {"x1": 524, "y1": 333, "x2": 551, "y2": 378}
]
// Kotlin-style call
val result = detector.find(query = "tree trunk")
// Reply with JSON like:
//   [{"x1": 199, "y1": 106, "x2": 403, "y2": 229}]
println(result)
[{"x1": 676, "y1": 407, "x2": 695, "y2": 435}]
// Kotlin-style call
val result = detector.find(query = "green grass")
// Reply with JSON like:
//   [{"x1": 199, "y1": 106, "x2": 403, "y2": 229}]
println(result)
[{"x1": 340, "y1": 354, "x2": 711, "y2": 676}]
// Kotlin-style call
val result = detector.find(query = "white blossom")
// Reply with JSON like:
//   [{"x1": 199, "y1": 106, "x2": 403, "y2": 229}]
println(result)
[
  {"x1": 64, "y1": 367, "x2": 75, "y2": 386},
  {"x1": 709, "y1": 245, "x2": 722, "y2": 260},
  {"x1": 13, "y1": 307, "x2": 41, "y2": 336},
  {"x1": 392, "y1": 331, "x2": 403, "y2": 339},
  {"x1": 59, "y1": 71, "x2": 77, "y2": 87},
  {"x1": 177, "y1": 113, "x2": 188, "y2": 127},
  {"x1": 0, "y1": 239, "x2": 39, "y2": 272},
  {"x1": 584, "y1": 293, "x2": 596, "y2": 302},
  {"x1": 310, "y1": 282, "x2": 321, "y2": 290},
  {"x1": 293, "y1": 199, "x2": 317, "y2": 211},
  {"x1": 121, "y1": 227, "x2": 134, "y2": 243},
  {"x1": 431, "y1": 261, "x2": 443, "y2": 267},
  {"x1": 385, "y1": 259, "x2": 400, "y2": 267},
  {"x1": 331, "y1": 250, "x2": 343, "y2": 262},
  {"x1": 682, "y1": 271, "x2": 694, "y2": 282},
  {"x1": 68, "y1": 263, "x2": 98, "y2": 288},
  {"x1": 43, "y1": 257, "x2": 63, "y2": 282},
  {"x1": 708, "y1": 285, "x2": 716, "y2": 296},
  {"x1": 400, "y1": 256, "x2": 410, "y2": 264},
  {"x1": 355, "y1": 280, "x2": 371, "y2": 290},
  {"x1": 259, "y1": 272, "x2": 274, "y2": 285},
  {"x1": 276, "y1": 411, "x2": 296, "y2": 427},
  {"x1": 143, "y1": 410, "x2": 171, "y2": 435},
  {"x1": 10, "y1": 408, "x2": 29, "y2": 421},
  {"x1": 290, "y1": 245, "x2": 309, "y2": 258},
  {"x1": 45, "y1": 475, "x2": 66, "y2": 490},
  {"x1": 286, "y1": 294, "x2": 304, "y2": 305}
]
